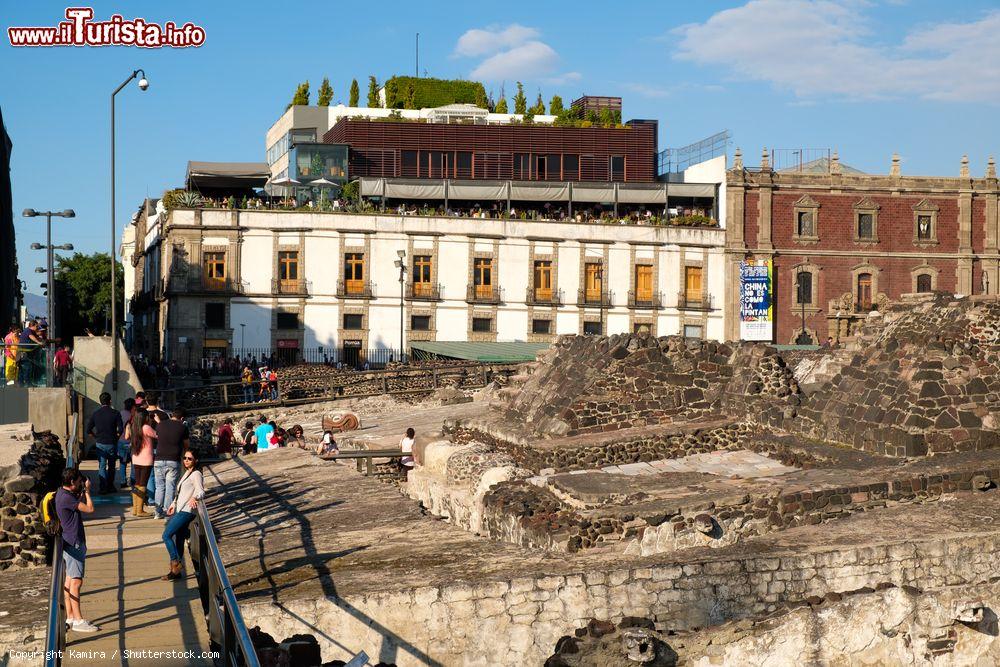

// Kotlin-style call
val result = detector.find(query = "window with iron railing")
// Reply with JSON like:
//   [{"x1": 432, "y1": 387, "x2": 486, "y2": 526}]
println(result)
[
  {"x1": 412, "y1": 255, "x2": 433, "y2": 297},
  {"x1": 473, "y1": 258, "x2": 494, "y2": 300},
  {"x1": 344, "y1": 253, "x2": 365, "y2": 295},
  {"x1": 533, "y1": 260, "x2": 552, "y2": 302},
  {"x1": 203, "y1": 252, "x2": 226, "y2": 290}
]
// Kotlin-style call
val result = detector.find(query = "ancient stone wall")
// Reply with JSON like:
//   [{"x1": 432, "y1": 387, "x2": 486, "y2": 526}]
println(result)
[
  {"x1": 237, "y1": 530, "x2": 1000, "y2": 667},
  {"x1": 0, "y1": 431, "x2": 65, "y2": 569}
]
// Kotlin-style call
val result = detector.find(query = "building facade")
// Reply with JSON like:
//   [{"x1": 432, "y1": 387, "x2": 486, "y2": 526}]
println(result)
[
  {"x1": 0, "y1": 107, "x2": 18, "y2": 327},
  {"x1": 724, "y1": 150, "x2": 1000, "y2": 343},
  {"x1": 128, "y1": 207, "x2": 727, "y2": 366}
]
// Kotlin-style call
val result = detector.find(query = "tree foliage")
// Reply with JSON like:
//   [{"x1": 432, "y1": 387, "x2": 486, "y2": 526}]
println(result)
[
  {"x1": 549, "y1": 95, "x2": 564, "y2": 115},
  {"x1": 349, "y1": 79, "x2": 360, "y2": 107},
  {"x1": 367, "y1": 76, "x2": 379, "y2": 107},
  {"x1": 286, "y1": 81, "x2": 310, "y2": 110},
  {"x1": 385, "y1": 79, "x2": 399, "y2": 108},
  {"x1": 404, "y1": 83, "x2": 416, "y2": 109},
  {"x1": 530, "y1": 92, "x2": 545, "y2": 115},
  {"x1": 513, "y1": 82, "x2": 527, "y2": 114},
  {"x1": 383, "y1": 76, "x2": 487, "y2": 109},
  {"x1": 495, "y1": 97, "x2": 509, "y2": 113},
  {"x1": 317, "y1": 78, "x2": 333, "y2": 106},
  {"x1": 54, "y1": 252, "x2": 124, "y2": 338},
  {"x1": 474, "y1": 86, "x2": 489, "y2": 110}
]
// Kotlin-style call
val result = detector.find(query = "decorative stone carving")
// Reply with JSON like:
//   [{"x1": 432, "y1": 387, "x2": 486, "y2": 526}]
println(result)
[
  {"x1": 890, "y1": 153, "x2": 901, "y2": 176},
  {"x1": 733, "y1": 147, "x2": 743, "y2": 170},
  {"x1": 622, "y1": 628, "x2": 658, "y2": 663}
]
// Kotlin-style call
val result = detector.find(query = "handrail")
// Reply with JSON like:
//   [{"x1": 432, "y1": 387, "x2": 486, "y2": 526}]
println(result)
[
  {"x1": 43, "y1": 538, "x2": 67, "y2": 666},
  {"x1": 190, "y1": 498, "x2": 260, "y2": 666}
]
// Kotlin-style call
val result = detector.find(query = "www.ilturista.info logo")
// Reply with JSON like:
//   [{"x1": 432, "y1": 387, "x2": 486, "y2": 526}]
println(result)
[{"x1": 8, "y1": 7, "x2": 205, "y2": 48}]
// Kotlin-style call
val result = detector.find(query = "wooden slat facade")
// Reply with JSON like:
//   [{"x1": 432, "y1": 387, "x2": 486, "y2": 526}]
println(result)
[{"x1": 324, "y1": 118, "x2": 658, "y2": 183}]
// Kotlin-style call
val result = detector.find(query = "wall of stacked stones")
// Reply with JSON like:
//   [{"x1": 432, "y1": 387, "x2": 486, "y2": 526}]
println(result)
[
  {"x1": 238, "y1": 531, "x2": 1000, "y2": 667},
  {"x1": 0, "y1": 432, "x2": 66, "y2": 569}
]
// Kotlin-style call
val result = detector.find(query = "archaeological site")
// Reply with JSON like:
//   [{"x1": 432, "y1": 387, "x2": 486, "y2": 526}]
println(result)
[{"x1": 181, "y1": 292, "x2": 1000, "y2": 666}]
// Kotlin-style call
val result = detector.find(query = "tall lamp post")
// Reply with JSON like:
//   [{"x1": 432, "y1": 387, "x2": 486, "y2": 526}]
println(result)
[
  {"x1": 795, "y1": 272, "x2": 813, "y2": 345},
  {"x1": 394, "y1": 250, "x2": 407, "y2": 363},
  {"x1": 111, "y1": 68, "x2": 149, "y2": 394},
  {"x1": 23, "y1": 208, "x2": 75, "y2": 386}
]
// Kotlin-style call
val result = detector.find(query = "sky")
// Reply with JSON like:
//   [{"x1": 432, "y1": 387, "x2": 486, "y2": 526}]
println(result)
[{"x1": 3, "y1": 0, "x2": 1000, "y2": 291}]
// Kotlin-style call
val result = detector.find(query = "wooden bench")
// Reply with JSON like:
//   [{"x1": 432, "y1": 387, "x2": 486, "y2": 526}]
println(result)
[{"x1": 323, "y1": 448, "x2": 406, "y2": 476}]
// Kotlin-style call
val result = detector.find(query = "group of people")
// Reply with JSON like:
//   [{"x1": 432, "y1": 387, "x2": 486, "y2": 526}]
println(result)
[
  {"x1": 239, "y1": 365, "x2": 280, "y2": 403},
  {"x1": 2, "y1": 319, "x2": 73, "y2": 387},
  {"x1": 62, "y1": 390, "x2": 206, "y2": 633}
]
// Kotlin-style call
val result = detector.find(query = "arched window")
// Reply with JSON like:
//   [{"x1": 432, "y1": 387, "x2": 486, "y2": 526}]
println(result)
[
  {"x1": 796, "y1": 271, "x2": 813, "y2": 305},
  {"x1": 916, "y1": 273, "x2": 932, "y2": 293},
  {"x1": 857, "y1": 273, "x2": 873, "y2": 312}
]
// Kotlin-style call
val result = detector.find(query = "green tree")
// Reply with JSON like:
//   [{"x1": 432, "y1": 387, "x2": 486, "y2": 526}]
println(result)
[
  {"x1": 474, "y1": 86, "x2": 489, "y2": 110},
  {"x1": 317, "y1": 78, "x2": 333, "y2": 106},
  {"x1": 495, "y1": 97, "x2": 509, "y2": 113},
  {"x1": 349, "y1": 78, "x2": 360, "y2": 107},
  {"x1": 54, "y1": 252, "x2": 124, "y2": 338},
  {"x1": 367, "y1": 76, "x2": 379, "y2": 107},
  {"x1": 341, "y1": 180, "x2": 360, "y2": 203},
  {"x1": 385, "y1": 79, "x2": 399, "y2": 108},
  {"x1": 513, "y1": 82, "x2": 527, "y2": 114},
  {"x1": 599, "y1": 107, "x2": 615, "y2": 127},
  {"x1": 530, "y1": 92, "x2": 545, "y2": 115},
  {"x1": 286, "y1": 81, "x2": 310, "y2": 110},
  {"x1": 404, "y1": 82, "x2": 416, "y2": 109},
  {"x1": 549, "y1": 95, "x2": 564, "y2": 115}
]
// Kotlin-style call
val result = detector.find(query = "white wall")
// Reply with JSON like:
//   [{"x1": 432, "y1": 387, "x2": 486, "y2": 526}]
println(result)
[{"x1": 683, "y1": 155, "x2": 727, "y2": 229}]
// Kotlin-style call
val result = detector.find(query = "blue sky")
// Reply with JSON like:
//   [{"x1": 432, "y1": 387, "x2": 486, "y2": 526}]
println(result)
[{"x1": 3, "y1": 0, "x2": 1000, "y2": 289}]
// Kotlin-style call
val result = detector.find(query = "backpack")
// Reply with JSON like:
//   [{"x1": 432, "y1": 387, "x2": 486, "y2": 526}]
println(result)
[{"x1": 41, "y1": 491, "x2": 61, "y2": 537}]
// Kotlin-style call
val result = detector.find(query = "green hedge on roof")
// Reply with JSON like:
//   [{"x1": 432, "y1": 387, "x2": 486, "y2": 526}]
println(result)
[{"x1": 386, "y1": 76, "x2": 487, "y2": 109}]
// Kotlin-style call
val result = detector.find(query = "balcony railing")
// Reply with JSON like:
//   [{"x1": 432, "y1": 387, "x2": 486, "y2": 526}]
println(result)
[
  {"x1": 466, "y1": 284, "x2": 503, "y2": 304},
  {"x1": 577, "y1": 289, "x2": 613, "y2": 308},
  {"x1": 627, "y1": 290, "x2": 663, "y2": 309},
  {"x1": 337, "y1": 279, "x2": 375, "y2": 299},
  {"x1": 166, "y1": 274, "x2": 245, "y2": 294},
  {"x1": 676, "y1": 292, "x2": 714, "y2": 311},
  {"x1": 526, "y1": 287, "x2": 563, "y2": 306},
  {"x1": 271, "y1": 278, "x2": 311, "y2": 296},
  {"x1": 405, "y1": 281, "x2": 443, "y2": 301}
]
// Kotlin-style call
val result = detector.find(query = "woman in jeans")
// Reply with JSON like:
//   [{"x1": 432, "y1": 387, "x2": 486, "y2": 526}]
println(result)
[
  {"x1": 124, "y1": 411, "x2": 155, "y2": 517},
  {"x1": 161, "y1": 448, "x2": 204, "y2": 580}
]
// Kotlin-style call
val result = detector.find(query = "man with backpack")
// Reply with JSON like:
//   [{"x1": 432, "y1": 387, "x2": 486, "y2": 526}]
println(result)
[{"x1": 53, "y1": 468, "x2": 98, "y2": 633}]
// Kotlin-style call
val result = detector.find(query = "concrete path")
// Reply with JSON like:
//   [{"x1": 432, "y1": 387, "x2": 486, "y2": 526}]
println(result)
[{"x1": 63, "y1": 462, "x2": 213, "y2": 666}]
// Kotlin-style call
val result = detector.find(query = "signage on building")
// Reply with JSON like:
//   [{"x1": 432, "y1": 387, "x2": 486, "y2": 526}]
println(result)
[
  {"x1": 276, "y1": 339, "x2": 299, "y2": 349},
  {"x1": 739, "y1": 258, "x2": 773, "y2": 341}
]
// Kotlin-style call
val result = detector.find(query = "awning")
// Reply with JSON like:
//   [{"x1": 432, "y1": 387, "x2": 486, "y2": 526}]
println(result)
[
  {"x1": 510, "y1": 183, "x2": 569, "y2": 201},
  {"x1": 571, "y1": 184, "x2": 614, "y2": 203},
  {"x1": 410, "y1": 341, "x2": 551, "y2": 362},
  {"x1": 448, "y1": 180, "x2": 508, "y2": 200},
  {"x1": 185, "y1": 161, "x2": 269, "y2": 190},
  {"x1": 385, "y1": 179, "x2": 445, "y2": 200},
  {"x1": 617, "y1": 185, "x2": 667, "y2": 204},
  {"x1": 667, "y1": 182, "x2": 716, "y2": 198},
  {"x1": 360, "y1": 177, "x2": 385, "y2": 197}
]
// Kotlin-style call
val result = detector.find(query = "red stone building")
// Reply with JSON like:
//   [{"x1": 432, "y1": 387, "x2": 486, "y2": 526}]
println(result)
[{"x1": 724, "y1": 150, "x2": 1000, "y2": 343}]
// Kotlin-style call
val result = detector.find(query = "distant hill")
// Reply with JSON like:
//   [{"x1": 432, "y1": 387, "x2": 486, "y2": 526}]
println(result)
[{"x1": 22, "y1": 292, "x2": 46, "y2": 319}]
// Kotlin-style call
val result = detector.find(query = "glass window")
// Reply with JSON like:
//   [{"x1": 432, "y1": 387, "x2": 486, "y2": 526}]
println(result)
[
  {"x1": 533, "y1": 260, "x2": 552, "y2": 299},
  {"x1": 917, "y1": 215, "x2": 933, "y2": 240},
  {"x1": 683, "y1": 325, "x2": 703, "y2": 339},
  {"x1": 276, "y1": 312, "x2": 299, "y2": 330},
  {"x1": 857, "y1": 213, "x2": 874, "y2": 239},
  {"x1": 343, "y1": 314, "x2": 363, "y2": 330},
  {"x1": 610, "y1": 155, "x2": 625, "y2": 181},
  {"x1": 547, "y1": 154, "x2": 561, "y2": 180},
  {"x1": 456, "y1": 152, "x2": 472, "y2": 178},
  {"x1": 532, "y1": 319, "x2": 551, "y2": 335},
  {"x1": 514, "y1": 153, "x2": 530, "y2": 180},
  {"x1": 413, "y1": 256, "x2": 433, "y2": 297},
  {"x1": 583, "y1": 321, "x2": 603, "y2": 335},
  {"x1": 278, "y1": 251, "x2": 299, "y2": 281},
  {"x1": 797, "y1": 211, "x2": 814, "y2": 237},
  {"x1": 917, "y1": 274, "x2": 932, "y2": 293},
  {"x1": 411, "y1": 315, "x2": 431, "y2": 331},
  {"x1": 474, "y1": 258, "x2": 493, "y2": 286},
  {"x1": 585, "y1": 263, "x2": 602, "y2": 298},
  {"x1": 857, "y1": 273, "x2": 873, "y2": 311},
  {"x1": 685, "y1": 266, "x2": 703, "y2": 302},
  {"x1": 563, "y1": 154, "x2": 579, "y2": 181},
  {"x1": 472, "y1": 317, "x2": 493, "y2": 333},
  {"x1": 205, "y1": 303, "x2": 225, "y2": 329},
  {"x1": 345, "y1": 253, "x2": 364, "y2": 281},
  {"x1": 401, "y1": 150, "x2": 418, "y2": 177},
  {"x1": 290, "y1": 143, "x2": 349, "y2": 184},
  {"x1": 796, "y1": 271, "x2": 813, "y2": 305}
]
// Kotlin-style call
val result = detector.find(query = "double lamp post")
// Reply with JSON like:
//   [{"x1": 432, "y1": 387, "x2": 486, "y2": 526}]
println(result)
[{"x1": 22, "y1": 209, "x2": 74, "y2": 386}]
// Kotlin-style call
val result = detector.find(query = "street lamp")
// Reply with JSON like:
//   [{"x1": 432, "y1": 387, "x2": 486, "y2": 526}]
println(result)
[
  {"x1": 23, "y1": 208, "x2": 75, "y2": 386},
  {"x1": 394, "y1": 249, "x2": 406, "y2": 363},
  {"x1": 795, "y1": 272, "x2": 813, "y2": 345},
  {"x1": 111, "y1": 68, "x2": 148, "y2": 394}
]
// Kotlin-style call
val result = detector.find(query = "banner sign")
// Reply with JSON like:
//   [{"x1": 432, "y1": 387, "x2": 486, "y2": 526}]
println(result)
[{"x1": 740, "y1": 258, "x2": 773, "y2": 341}]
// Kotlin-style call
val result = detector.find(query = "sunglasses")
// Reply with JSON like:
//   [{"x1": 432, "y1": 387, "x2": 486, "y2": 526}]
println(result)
[{"x1": 183, "y1": 456, "x2": 195, "y2": 461}]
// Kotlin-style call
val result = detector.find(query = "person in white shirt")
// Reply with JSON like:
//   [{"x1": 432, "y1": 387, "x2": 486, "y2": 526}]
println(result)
[
  {"x1": 400, "y1": 427, "x2": 415, "y2": 470},
  {"x1": 160, "y1": 449, "x2": 204, "y2": 580}
]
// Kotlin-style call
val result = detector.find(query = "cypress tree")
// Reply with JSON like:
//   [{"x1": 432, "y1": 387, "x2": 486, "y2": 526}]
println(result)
[{"x1": 349, "y1": 79, "x2": 360, "y2": 107}]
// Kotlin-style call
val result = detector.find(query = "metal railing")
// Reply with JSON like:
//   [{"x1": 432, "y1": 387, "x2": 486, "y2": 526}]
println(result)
[
  {"x1": 627, "y1": 290, "x2": 663, "y2": 309},
  {"x1": 676, "y1": 292, "x2": 714, "y2": 311},
  {"x1": 466, "y1": 284, "x2": 503, "y2": 304},
  {"x1": 404, "y1": 281, "x2": 442, "y2": 301},
  {"x1": 270, "y1": 278, "x2": 311, "y2": 296},
  {"x1": 44, "y1": 538, "x2": 67, "y2": 666},
  {"x1": 2, "y1": 342, "x2": 51, "y2": 388},
  {"x1": 577, "y1": 289, "x2": 613, "y2": 308},
  {"x1": 336, "y1": 279, "x2": 375, "y2": 299},
  {"x1": 190, "y1": 498, "x2": 260, "y2": 666},
  {"x1": 526, "y1": 287, "x2": 563, "y2": 306}
]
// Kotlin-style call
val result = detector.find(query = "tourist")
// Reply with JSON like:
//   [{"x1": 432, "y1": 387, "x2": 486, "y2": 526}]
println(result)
[
  {"x1": 134, "y1": 391, "x2": 146, "y2": 408},
  {"x1": 55, "y1": 468, "x2": 98, "y2": 632},
  {"x1": 145, "y1": 395, "x2": 169, "y2": 424},
  {"x1": 53, "y1": 345, "x2": 72, "y2": 387},
  {"x1": 268, "y1": 422, "x2": 285, "y2": 448},
  {"x1": 124, "y1": 410, "x2": 155, "y2": 517},
  {"x1": 318, "y1": 430, "x2": 339, "y2": 457},
  {"x1": 240, "y1": 420, "x2": 256, "y2": 455},
  {"x1": 17, "y1": 320, "x2": 43, "y2": 386},
  {"x1": 161, "y1": 448, "x2": 204, "y2": 580},
  {"x1": 153, "y1": 408, "x2": 189, "y2": 520},
  {"x1": 253, "y1": 416, "x2": 274, "y2": 453},
  {"x1": 268, "y1": 368, "x2": 279, "y2": 401},
  {"x1": 400, "y1": 427, "x2": 416, "y2": 472},
  {"x1": 3, "y1": 325, "x2": 18, "y2": 385},
  {"x1": 116, "y1": 398, "x2": 136, "y2": 490},
  {"x1": 241, "y1": 366, "x2": 254, "y2": 403},
  {"x1": 216, "y1": 417, "x2": 234, "y2": 456},
  {"x1": 86, "y1": 392, "x2": 124, "y2": 494}
]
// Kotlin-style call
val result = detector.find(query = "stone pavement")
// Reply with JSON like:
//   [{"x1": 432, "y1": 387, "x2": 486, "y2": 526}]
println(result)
[
  {"x1": 535, "y1": 449, "x2": 797, "y2": 482},
  {"x1": 63, "y1": 461, "x2": 212, "y2": 666}
]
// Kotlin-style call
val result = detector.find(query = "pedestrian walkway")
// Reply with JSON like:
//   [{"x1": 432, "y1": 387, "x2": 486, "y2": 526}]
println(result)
[{"x1": 63, "y1": 461, "x2": 213, "y2": 666}]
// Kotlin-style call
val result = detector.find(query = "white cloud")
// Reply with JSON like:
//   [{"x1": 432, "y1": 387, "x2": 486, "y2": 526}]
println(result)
[
  {"x1": 673, "y1": 0, "x2": 1000, "y2": 103},
  {"x1": 454, "y1": 24, "x2": 578, "y2": 83},
  {"x1": 453, "y1": 24, "x2": 539, "y2": 58},
  {"x1": 622, "y1": 82, "x2": 725, "y2": 99}
]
